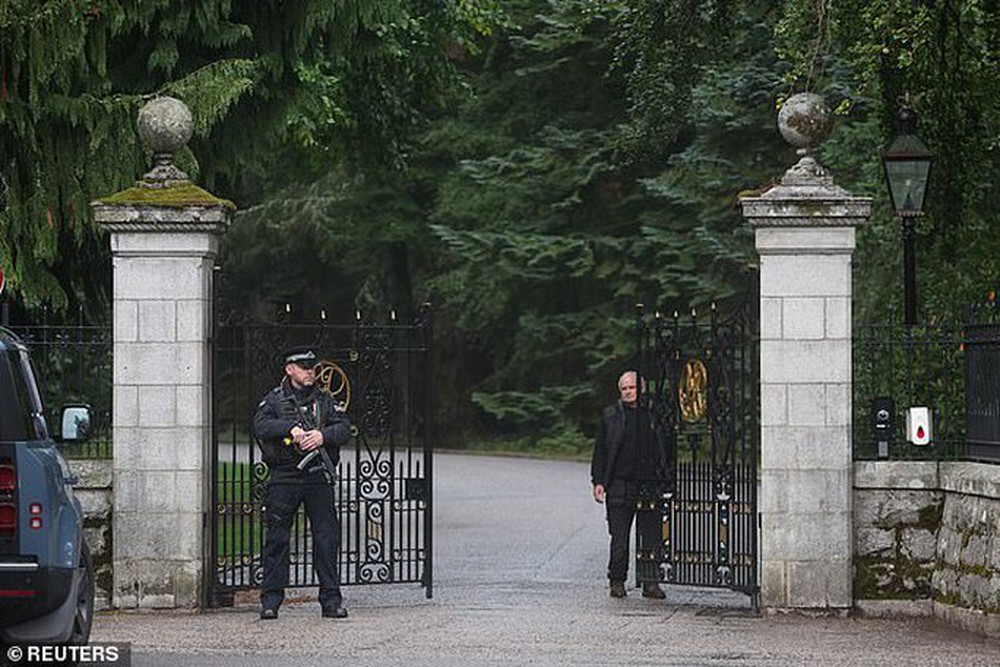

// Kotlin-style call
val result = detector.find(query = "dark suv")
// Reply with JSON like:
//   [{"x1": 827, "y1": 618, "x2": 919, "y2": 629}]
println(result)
[{"x1": 0, "y1": 327, "x2": 94, "y2": 647}]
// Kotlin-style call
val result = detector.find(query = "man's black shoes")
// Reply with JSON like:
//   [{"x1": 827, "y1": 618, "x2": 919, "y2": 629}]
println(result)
[
  {"x1": 322, "y1": 606, "x2": 349, "y2": 619},
  {"x1": 610, "y1": 581, "x2": 665, "y2": 598},
  {"x1": 642, "y1": 582, "x2": 666, "y2": 599},
  {"x1": 261, "y1": 606, "x2": 347, "y2": 619}
]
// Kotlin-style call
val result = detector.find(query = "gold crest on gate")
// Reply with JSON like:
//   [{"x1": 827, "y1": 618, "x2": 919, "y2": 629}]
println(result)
[
  {"x1": 678, "y1": 359, "x2": 708, "y2": 423},
  {"x1": 315, "y1": 360, "x2": 351, "y2": 410}
]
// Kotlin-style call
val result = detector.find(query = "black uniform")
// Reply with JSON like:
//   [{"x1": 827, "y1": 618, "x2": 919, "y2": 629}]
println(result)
[
  {"x1": 591, "y1": 400, "x2": 671, "y2": 585},
  {"x1": 254, "y1": 377, "x2": 351, "y2": 613}
]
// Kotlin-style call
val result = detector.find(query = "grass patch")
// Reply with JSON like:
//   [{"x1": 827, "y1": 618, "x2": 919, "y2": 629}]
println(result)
[
  {"x1": 215, "y1": 461, "x2": 263, "y2": 558},
  {"x1": 214, "y1": 461, "x2": 316, "y2": 559}
]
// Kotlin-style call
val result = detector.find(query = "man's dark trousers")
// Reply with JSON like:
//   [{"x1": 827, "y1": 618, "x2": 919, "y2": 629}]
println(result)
[
  {"x1": 605, "y1": 478, "x2": 662, "y2": 584},
  {"x1": 261, "y1": 482, "x2": 342, "y2": 611}
]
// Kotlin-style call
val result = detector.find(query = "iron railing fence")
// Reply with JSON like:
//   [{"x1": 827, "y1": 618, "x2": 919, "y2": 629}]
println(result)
[
  {"x1": 1, "y1": 303, "x2": 112, "y2": 459},
  {"x1": 853, "y1": 300, "x2": 1000, "y2": 463},
  {"x1": 965, "y1": 301, "x2": 1000, "y2": 462}
]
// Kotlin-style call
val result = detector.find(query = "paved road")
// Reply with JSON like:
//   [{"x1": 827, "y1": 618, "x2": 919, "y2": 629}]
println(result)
[{"x1": 91, "y1": 453, "x2": 998, "y2": 666}]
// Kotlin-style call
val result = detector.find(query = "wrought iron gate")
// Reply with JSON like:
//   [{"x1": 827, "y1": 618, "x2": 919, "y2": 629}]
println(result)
[
  {"x1": 210, "y1": 294, "x2": 432, "y2": 605},
  {"x1": 635, "y1": 298, "x2": 759, "y2": 606}
]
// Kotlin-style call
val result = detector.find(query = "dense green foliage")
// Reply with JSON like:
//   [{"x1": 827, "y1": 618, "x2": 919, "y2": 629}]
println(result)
[
  {"x1": 775, "y1": 0, "x2": 1000, "y2": 326},
  {"x1": 0, "y1": 0, "x2": 494, "y2": 313},
  {"x1": 5, "y1": 0, "x2": 997, "y2": 450},
  {"x1": 227, "y1": 1, "x2": 789, "y2": 446}
]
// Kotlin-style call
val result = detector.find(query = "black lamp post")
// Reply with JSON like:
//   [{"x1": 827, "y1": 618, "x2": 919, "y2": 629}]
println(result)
[{"x1": 882, "y1": 107, "x2": 933, "y2": 327}]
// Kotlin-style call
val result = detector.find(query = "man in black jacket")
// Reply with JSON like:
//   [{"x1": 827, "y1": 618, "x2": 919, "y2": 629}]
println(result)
[
  {"x1": 253, "y1": 345, "x2": 351, "y2": 620},
  {"x1": 591, "y1": 370, "x2": 670, "y2": 599}
]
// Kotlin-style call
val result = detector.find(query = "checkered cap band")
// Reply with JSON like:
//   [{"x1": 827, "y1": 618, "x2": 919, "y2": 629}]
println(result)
[{"x1": 284, "y1": 348, "x2": 317, "y2": 365}]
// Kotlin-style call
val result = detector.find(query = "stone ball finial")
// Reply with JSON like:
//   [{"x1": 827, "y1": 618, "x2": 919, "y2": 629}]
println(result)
[
  {"x1": 137, "y1": 96, "x2": 193, "y2": 154},
  {"x1": 777, "y1": 93, "x2": 832, "y2": 151},
  {"x1": 135, "y1": 96, "x2": 193, "y2": 187}
]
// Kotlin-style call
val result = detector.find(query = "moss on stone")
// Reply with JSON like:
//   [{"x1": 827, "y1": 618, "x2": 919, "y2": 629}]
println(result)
[
  {"x1": 84, "y1": 515, "x2": 113, "y2": 600},
  {"x1": 936, "y1": 590, "x2": 962, "y2": 607},
  {"x1": 96, "y1": 182, "x2": 236, "y2": 210},
  {"x1": 935, "y1": 589, "x2": 1000, "y2": 614},
  {"x1": 931, "y1": 562, "x2": 1000, "y2": 613},
  {"x1": 962, "y1": 530, "x2": 972, "y2": 548},
  {"x1": 957, "y1": 563, "x2": 993, "y2": 578},
  {"x1": 916, "y1": 501, "x2": 944, "y2": 531},
  {"x1": 854, "y1": 555, "x2": 884, "y2": 598},
  {"x1": 855, "y1": 554, "x2": 934, "y2": 600}
]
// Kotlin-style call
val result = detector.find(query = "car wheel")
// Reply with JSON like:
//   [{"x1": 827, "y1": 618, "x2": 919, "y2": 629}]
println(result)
[
  {"x1": 50, "y1": 542, "x2": 95, "y2": 667},
  {"x1": 68, "y1": 541, "x2": 94, "y2": 646}
]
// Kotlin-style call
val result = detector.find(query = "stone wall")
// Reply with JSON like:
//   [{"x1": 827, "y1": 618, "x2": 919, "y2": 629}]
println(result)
[
  {"x1": 854, "y1": 461, "x2": 1000, "y2": 637},
  {"x1": 71, "y1": 459, "x2": 113, "y2": 609}
]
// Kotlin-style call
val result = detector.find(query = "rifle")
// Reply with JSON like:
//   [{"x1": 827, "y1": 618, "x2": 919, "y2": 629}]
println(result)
[
  {"x1": 281, "y1": 394, "x2": 337, "y2": 485},
  {"x1": 295, "y1": 446, "x2": 337, "y2": 486}
]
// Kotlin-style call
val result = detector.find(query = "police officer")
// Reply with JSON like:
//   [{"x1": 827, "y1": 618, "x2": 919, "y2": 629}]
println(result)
[{"x1": 254, "y1": 345, "x2": 351, "y2": 620}]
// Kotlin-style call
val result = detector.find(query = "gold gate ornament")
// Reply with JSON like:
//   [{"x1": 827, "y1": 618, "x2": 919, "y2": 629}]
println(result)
[
  {"x1": 315, "y1": 359, "x2": 351, "y2": 410},
  {"x1": 678, "y1": 359, "x2": 708, "y2": 423}
]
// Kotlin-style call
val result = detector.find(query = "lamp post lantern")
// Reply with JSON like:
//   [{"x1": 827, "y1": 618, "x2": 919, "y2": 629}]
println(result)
[{"x1": 882, "y1": 107, "x2": 933, "y2": 327}]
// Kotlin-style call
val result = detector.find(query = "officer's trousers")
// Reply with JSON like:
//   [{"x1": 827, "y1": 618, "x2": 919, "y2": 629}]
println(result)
[
  {"x1": 260, "y1": 482, "x2": 342, "y2": 611},
  {"x1": 605, "y1": 478, "x2": 662, "y2": 585}
]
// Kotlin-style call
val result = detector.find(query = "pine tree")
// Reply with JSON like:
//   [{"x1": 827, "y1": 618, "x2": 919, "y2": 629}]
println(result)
[{"x1": 0, "y1": 0, "x2": 501, "y2": 315}]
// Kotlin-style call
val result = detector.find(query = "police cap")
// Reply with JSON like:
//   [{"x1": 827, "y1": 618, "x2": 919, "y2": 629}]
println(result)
[{"x1": 282, "y1": 345, "x2": 318, "y2": 367}]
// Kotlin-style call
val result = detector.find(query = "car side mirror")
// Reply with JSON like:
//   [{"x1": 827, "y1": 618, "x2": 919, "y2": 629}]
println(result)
[{"x1": 60, "y1": 405, "x2": 94, "y2": 443}]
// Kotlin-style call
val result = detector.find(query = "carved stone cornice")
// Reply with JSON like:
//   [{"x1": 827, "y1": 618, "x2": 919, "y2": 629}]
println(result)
[{"x1": 92, "y1": 202, "x2": 231, "y2": 235}]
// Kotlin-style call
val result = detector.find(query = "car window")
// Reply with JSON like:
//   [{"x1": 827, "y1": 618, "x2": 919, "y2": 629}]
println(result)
[
  {"x1": 0, "y1": 350, "x2": 32, "y2": 441},
  {"x1": 17, "y1": 350, "x2": 48, "y2": 440}
]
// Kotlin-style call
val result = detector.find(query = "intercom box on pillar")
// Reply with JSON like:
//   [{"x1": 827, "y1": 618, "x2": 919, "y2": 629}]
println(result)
[
  {"x1": 906, "y1": 407, "x2": 933, "y2": 446},
  {"x1": 872, "y1": 397, "x2": 894, "y2": 458}
]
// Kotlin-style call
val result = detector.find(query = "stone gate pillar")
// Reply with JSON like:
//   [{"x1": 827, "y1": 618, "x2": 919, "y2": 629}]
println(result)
[
  {"x1": 740, "y1": 94, "x2": 872, "y2": 611},
  {"x1": 91, "y1": 97, "x2": 233, "y2": 608}
]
